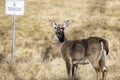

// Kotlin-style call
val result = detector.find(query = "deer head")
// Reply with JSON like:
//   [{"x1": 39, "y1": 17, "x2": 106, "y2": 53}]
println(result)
[{"x1": 49, "y1": 20, "x2": 69, "y2": 42}]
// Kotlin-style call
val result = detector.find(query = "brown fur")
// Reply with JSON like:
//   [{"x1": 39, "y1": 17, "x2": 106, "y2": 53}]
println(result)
[{"x1": 49, "y1": 20, "x2": 109, "y2": 80}]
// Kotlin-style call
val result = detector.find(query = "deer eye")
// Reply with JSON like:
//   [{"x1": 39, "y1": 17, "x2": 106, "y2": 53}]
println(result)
[{"x1": 54, "y1": 27, "x2": 57, "y2": 29}]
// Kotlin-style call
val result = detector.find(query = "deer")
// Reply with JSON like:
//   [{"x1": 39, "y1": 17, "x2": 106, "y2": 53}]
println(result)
[{"x1": 49, "y1": 20, "x2": 109, "y2": 80}]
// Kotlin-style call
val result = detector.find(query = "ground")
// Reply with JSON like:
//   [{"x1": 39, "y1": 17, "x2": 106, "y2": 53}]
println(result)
[{"x1": 0, "y1": 0, "x2": 120, "y2": 80}]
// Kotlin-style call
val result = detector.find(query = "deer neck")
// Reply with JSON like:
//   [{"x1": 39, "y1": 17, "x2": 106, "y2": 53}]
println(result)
[
  {"x1": 55, "y1": 35, "x2": 67, "y2": 49},
  {"x1": 55, "y1": 39, "x2": 67, "y2": 53}
]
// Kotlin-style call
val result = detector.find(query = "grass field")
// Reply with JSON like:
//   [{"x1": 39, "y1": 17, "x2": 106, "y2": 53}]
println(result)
[{"x1": 0, "y1": 0, "x2": 120, "y2": 80}]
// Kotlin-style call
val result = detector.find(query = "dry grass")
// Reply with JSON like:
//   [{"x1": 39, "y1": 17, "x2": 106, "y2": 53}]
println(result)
[{"x1": 0, "y1": 0, "x2": 120, "y2": 80}]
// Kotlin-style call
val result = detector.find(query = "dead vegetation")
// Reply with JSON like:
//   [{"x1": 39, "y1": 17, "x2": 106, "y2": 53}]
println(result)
[{"x1": 0, "y1": 0, "x2": 120, "y2": 80}]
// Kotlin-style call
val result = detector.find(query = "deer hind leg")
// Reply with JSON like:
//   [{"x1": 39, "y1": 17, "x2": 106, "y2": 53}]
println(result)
[
  {"x1": 90, "y1": 62, "x2": 101, "y2": 80},
  {"x1": 90, "y1": 59, "x2": 108, "y2": 80},
  {"x1": 101, "y1": 68, "x2": 108, "y2": 80},
  {"x1": 99, "y1": 59, "x2": 108, "y2": 80},
  {"x1": 99, "y1": 49, "x2": 108, "y2": 80}
]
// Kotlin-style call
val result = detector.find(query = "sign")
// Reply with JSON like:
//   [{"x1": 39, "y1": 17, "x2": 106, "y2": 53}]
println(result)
[
  {"x1": 5, "y1": 0, "x2": 24, "y2": 15},
  {"x1": 5, "y1": 0, "x2": 24, "y2": 63}
]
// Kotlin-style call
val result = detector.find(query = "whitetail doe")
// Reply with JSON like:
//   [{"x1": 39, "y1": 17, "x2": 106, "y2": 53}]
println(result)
[{"x1": 49, "y1": 20, "x2": 109, "y2": 80}]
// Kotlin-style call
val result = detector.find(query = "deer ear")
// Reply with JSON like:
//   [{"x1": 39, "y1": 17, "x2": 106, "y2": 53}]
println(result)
[
  {"x1": 63, "y1": 20, "x2": 69, "y2": 28},
  {"x1": 49, "y1": 20, "x2": 57, "y2": 28}
]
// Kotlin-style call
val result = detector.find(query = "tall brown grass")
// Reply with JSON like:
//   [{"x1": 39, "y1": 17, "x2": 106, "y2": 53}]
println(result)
[{"x1": 0, "y1": 0, "x2": 120, "y2": 80}]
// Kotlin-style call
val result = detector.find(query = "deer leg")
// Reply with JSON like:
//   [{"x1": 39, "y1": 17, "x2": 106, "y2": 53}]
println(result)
[
  {"x1": 99, "y1": 60, "x2": 108, "y2": 80},
  {"x1": 72, "y1": 64, "x2": 78, "y2": 80},
  {"x1": 65, "y1": 59, "x2": 73, "y2": 80},
  {"x1": 98, "y1": 65, "x2": 108, "y2": 80},
  {"x1": 93, "y1": 67, "x2": 101, "y2": 80},
  {"x1": 91, "y1": 61, "x2": 107, "y2": 80},
  {"x1": 101, "y1": 68, "x2": 108, "y2": 80},
  {"x1": 90, "y1": 61, "x2": 101, "y2": 80},
  {"x1": 99, "y1": 51, "x2": 108, "y2": 80}
]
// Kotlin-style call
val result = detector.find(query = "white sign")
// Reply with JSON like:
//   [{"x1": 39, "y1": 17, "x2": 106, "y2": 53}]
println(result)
[{"x1": 5, "y1": 0, "x2": 24, "y2": 15}]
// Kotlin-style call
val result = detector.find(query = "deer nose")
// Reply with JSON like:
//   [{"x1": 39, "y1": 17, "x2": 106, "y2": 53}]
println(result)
[{"x1": 56, "y1": 31, "x2": 61, "y2": 34}]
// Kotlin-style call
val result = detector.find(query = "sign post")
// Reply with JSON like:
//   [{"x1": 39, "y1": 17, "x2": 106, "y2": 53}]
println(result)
[
  {"x1": 5, "y1": 0, "x2": 24, "y2": 63},
  {"x1": 11, "y1": 14, "x2": 15, "y2": 63}
]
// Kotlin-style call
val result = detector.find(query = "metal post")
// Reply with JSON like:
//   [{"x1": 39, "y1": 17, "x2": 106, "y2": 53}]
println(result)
[{"x1": 11, "y1": 14, "x2": 16, "y2": 63}]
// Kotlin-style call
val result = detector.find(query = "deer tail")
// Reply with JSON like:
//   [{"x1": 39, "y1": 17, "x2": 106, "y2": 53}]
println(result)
[{"x1": 101, "y1": 40, "x2": 109, "y2": 55}]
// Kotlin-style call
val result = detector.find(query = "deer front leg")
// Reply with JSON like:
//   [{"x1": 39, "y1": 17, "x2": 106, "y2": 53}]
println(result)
[
  {"x1": 65, "y1": 58, "x2": 73, "y2": 80},
  {"x1": 72, "y1": 64, "x2": 78, "y2": 80}
]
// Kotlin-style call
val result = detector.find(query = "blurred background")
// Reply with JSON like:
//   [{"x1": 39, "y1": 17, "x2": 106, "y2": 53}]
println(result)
[{"x1": 0, "y1": 0, "x2": 120, "y2": 80}]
